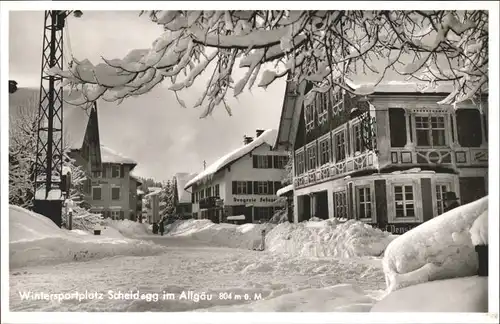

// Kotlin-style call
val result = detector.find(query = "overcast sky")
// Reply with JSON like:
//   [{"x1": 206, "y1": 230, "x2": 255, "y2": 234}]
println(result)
[{"x1": 9, "y1": 10, "x2": 286, "y2": 182}]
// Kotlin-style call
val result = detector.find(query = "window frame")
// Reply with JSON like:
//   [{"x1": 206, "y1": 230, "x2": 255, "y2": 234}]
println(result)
[
  {"x1": 111, "y1": 185, "x2": 121, "y2": 201},
  {"x1": 304, "y1": 104, "x2": 315, "y2": 132},
  {"x1": 111, "y1": 164, "x2": 121, "y2": 178},
  {"x1": 352, "y1": 122, "x2": 365, "y2": 154},
  {"x1": 414, "y1": 114, "x2": 448, "y2": 148},
  {"x1": 92, "y1": 185, "x2": 102, "y2": 201},
  {"x1": 434, "y1": 181, "x2": 453, "y2": 216},
  {"x1": 255, "y1": 155, "x2": 271, "y2": 168},
  {"x1": 295, "y1": 149, "x2": 305, "y2": 175},
  {"x1": 236, "y1": 181, "x2": 248, "y2": 195},
  {"x1": 355, "y1": 184, "x2": 375, "y2": 222},
  {"x1": 256, "y1": 181, "x2": 269, "y2": 195},
  {"x1": 334, "y1": 129, "x2": 347, "y2": 162},
  {"x1": 306, "y1": 143, "x2": 317, "y2": 171},
  {"x1": 333, "y1": 190, "x2": 348, "y2": 219},
  {"x1": 316, "y1": 92, "x2": 329, "y2": 125},
  {"x1": 110, "y1": 210, "x2": 121, "y2": 220},
  {"x1": 318, "y1": 136, "x2": 331, "y2": 166},
  {"x1": 387, "y1": 179, "x2": 422, "y2": 223}
]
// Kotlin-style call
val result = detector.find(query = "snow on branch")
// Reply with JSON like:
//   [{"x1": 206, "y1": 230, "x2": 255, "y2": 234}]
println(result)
[{"x1": 52, "y1": 10, "x2": 489, "y2": 116}]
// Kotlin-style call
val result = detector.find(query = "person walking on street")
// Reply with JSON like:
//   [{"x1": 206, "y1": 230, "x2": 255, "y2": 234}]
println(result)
[
  {"x1": 443, "y1": 191, "x2": 460, "y2": 213},
  {"x1": 159, "y1": 219, "x2": 165, "y2": 236},
  {"x1": 152, "y1": 222, "x2": 158, "y2": 234}
]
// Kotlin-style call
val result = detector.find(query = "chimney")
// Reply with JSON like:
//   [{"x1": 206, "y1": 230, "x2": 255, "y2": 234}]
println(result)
[
  {"x1": 243, "y1": 135, "x2": 253, "y2": 145},
  {"x1": 256, "y1": 129, "x2": 265, "y2": 138}
]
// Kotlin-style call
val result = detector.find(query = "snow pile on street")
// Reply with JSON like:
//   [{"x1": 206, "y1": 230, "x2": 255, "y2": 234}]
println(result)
[
  {"x1": 103, "y1": 219, "x2": 151, "y2": 238},
  {"x1": 166, "y1": 219, "x2": 274, "y2": 250},
  {"x1": 266, "y1": 219, "x2": 396, "y2": 258},
  {"x1": 382, "y1": 196, "x2": 488, "y2": 293},
  {"x1": 371, "y1": 276, "x2": 488, "y2": 312},
  {"x1": 9, "y1": 205, "x2": 165, "y2": 268},
  {"x1": 470, "y1": 209, "x2": 488, "y2": 246},
  {"x1": 199, "y1": 284, "x2": 378, "y2": 312},
  {"x1": 184, "y1": 129, "x2": 277, "y2": 189}
]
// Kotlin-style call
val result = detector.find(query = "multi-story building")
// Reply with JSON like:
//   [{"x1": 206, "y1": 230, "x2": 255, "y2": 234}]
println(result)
[
  {"x1": 87, "y1": 145, "x2": 138, "y2": 220},
  {"x1": 174, "y1": 172, "x2": 197, "y2": 219},
  {"x1": 184, "y1": 129, "x2": 289, "y2": 224},
  {"x1": 145, "y1": 187, "x2": 162, "y2": 224},
  {"x1": 129, "y1": 175, "x2": 143, "y2": 221},
  {"x1": 275, "y1": 81, "x2": 488, "y2": 234}
]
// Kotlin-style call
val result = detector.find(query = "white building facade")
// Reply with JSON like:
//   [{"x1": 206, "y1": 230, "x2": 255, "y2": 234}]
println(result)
[
  {"x1": 274, "y1": 81, "x2": 488, "y2": 234},
  {"x1": 185, "y1": 130, "x2": 289, "y2": 224}
]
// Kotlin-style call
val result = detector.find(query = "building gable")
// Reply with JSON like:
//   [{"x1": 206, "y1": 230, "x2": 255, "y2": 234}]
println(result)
[{"x1": 82, "y1": 103, "x2": 102, "y2": 170}]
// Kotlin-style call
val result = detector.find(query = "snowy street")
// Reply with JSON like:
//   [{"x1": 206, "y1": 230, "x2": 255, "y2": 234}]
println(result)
[{"x1": 10, "y1": 235, "x2": 385, "y2": 312}]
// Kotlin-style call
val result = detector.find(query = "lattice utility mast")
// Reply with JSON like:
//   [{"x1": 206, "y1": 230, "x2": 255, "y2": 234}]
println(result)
[{"x1": 33, "y1": 10, "x2": 81, "y2": 226}]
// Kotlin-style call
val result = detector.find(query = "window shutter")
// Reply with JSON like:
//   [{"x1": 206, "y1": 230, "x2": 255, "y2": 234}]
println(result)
[
  {"x1": 273, "y1": 155, "x2": 278, "y2": 168},
  {"x1": 101, "y1": 164, "x2": 107, "y2": 178},
  {"x1": 120, "y1": 165, "x2": 125, "y2": 178},
  {"x1": 267, "y1": 155, "x2": 273, "y2": 168},
  {"x1": 456, "y1": 109, "x2": 482, "y2": 147},
  {"x1": 389, "y1": 108, "x2": 407, "y2": 147},
  {"x1": 274, "y1": 181, "x2": 281, "y2": 194},
  {"x1": 232, "y1": 181, "x2": 237, "y2": 194},
  {"x1": 253, "y1": 155, "x2": 258, "y2": 168},
  {"x1": 253, "y1": 181, "x2": 259, "y2": 194},
  {"x1": 247, "y1": 181, "x2": 253, "y2": 194},
  {"x1": 268, "y1": 181, "x2": 274, "y2": 195},
  {"x1": 191, "y1": 193, "x2": 194, "y2": 203}
]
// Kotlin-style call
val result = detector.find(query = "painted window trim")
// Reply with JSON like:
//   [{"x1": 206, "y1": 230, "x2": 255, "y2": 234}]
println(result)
[
  {"x1": 412, "y1": 113, "x2": 449, "y2": 149},
  {"x1": 333, "y1": 128, "x2": 347, "y2": 162},
  {"x1": 387, "y1": 179, "x2": 423, "y2": 223},
  {"x1": 353, "y1": 182, "x2": 377, "y2": 223}
]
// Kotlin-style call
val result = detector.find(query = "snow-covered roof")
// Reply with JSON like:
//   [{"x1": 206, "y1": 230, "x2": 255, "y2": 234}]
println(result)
[
  {"x1": 174, "y1": 172, "x2": 198, "y2": 203},
  {"x1": 145, "y1": 187, "x2": 162, "y2": 198},
  {"x1": 130, "y1": 173, "x2": 143, "y2": 184},
  {"x1": 100, "y1": 145, "x2": 137, "y2": 165},
  {"x1": 137, "y1": 189, "x2": 145, "y2": 195},
  {"x1": 347, "y1": 80, "x2": 462, "y2": 95},
  {"x1": 276, "y1": 184, "x2": 293, "y2": 197},
  {"x1": 63, "y1": 104, "x2": 93, "y2": 150},
  {"x1": 184, "y1": 129, "x2": 278, "y2": 190}
]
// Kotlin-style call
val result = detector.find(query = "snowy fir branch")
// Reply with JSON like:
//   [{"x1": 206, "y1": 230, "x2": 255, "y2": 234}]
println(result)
[{"x1": 50, "y1": 10, "x2": 488, "y2": 116}]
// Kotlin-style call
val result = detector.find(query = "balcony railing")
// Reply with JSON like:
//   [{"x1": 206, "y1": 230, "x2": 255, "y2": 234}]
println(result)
[{"x1": 294, "y1": 150, "x2": 377, "y2": 188}]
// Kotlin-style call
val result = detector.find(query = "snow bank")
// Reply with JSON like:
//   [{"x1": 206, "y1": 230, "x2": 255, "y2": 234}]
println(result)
[
  {"x1": 199, "y1": 284, "x2": 377, "y2": 312},
  {"x1": 371, "y1": 276, "x2": 488, "y2": 312},
  {"x1": 166, "y1": 219, "x2": 274, "y2": 250},
  {"x1": 382, "y1": 196, "x2": 488, "y2": 293},
  {"x1": 103, "y1": 219, "x2": 151, "y2": 238},
  {"x1": 266, "y1": 219, "x2": 396, "y2": 258},
  {"x1": 470, "y1": 209, "x2": 488, "y2": 246},
  {"x1": 9, "y1": 205, "x2": 165, "y2": 268}
]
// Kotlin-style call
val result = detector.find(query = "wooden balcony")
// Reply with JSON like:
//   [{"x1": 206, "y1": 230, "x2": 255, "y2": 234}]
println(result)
[{"x1": 294, "y1": 150, "x2": 378, "y2": 189}]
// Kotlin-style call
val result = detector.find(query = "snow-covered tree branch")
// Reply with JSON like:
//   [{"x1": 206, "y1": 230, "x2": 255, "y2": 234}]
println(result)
[{"x1": 51, "y1": 10, "x2": 488, "y2": 116}]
